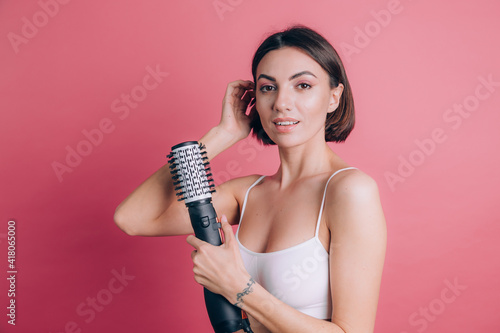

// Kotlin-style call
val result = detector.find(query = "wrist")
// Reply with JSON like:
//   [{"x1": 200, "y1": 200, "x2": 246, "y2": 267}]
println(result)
[
  {"x1": 199, "y1": 126, "x2": 241, "y2": 161},
  {"x1": 226, "y1": 272, "x2": 254, "y2": 307}
]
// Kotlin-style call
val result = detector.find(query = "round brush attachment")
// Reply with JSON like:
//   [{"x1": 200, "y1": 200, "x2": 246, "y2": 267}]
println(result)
[{"x1": 167, "y1": 141, "x2": 215, "y2": 205}]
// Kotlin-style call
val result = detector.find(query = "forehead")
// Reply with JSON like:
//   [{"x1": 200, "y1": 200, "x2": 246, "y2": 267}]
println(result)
[{"x1": 256, "y1": 46, "x2": 326, "y2": 78}]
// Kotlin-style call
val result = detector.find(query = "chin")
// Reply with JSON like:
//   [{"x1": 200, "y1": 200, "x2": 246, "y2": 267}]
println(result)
[
  {"x1": 269, "y1": 134, "x2": 307, "y2": 149},
  {"x1": 270, "y1": 130, "x2": 327, "y2": 150}
]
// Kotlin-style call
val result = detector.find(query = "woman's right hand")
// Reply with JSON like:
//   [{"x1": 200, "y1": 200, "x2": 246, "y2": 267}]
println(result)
[{"x1": 218, "y1": 80, "x2": 255, "y2": 143}]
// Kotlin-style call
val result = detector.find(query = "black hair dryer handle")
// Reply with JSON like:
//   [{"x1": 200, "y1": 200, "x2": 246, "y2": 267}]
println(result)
[
  {"x1": 204, "y1": 288, "x2": 250, "y2": 333},
  {"x1": 187, "y1": 202, "x2": 252, "y2": 332}
]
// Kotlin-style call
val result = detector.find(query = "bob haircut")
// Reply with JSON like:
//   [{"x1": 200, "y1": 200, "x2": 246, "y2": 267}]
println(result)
[{"x1": 250, "y1": 25, "x2": 355, "y2": 144}]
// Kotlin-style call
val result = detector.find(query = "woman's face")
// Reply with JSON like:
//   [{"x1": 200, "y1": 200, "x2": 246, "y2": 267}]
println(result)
[{"x1": 255, "y1": 46, "x2": 343, "y2": 148}]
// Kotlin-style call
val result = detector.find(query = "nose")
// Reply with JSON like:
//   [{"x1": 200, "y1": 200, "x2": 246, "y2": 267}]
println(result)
[{"x1": 273, "y1": 87, "x2": 293, "y2": 112}]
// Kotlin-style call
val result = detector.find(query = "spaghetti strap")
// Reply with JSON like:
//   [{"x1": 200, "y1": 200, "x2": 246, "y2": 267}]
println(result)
[
  {"x1": 314, "y1": 167, "x2": 357, "y2": 237},
  {"x1": 236, "y1": 175, "x2": 266, "y2": 236}
]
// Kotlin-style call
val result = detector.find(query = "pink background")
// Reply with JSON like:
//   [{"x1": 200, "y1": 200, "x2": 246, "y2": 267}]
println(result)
[{"x1": 1, "y1": 0, "x2": 499, "y2": 332}]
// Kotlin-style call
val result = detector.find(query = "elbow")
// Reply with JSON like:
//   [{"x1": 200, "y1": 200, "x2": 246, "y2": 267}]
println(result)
[{"x1": 113, "y1": 207, "x2": 139, "y2": 236}]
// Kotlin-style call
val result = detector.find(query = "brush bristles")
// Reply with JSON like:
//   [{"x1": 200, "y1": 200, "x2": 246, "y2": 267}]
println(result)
[{"x1": 167, "y1": 142, "x2": 215, "y2": 204}]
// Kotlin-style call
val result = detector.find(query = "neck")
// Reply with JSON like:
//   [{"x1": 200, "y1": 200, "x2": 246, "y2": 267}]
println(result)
[{"x1": 274, "y1": 138, "x2": 338, "y2": 188}]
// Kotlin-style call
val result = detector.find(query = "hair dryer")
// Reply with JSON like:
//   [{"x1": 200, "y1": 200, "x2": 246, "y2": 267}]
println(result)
[{"x1": 167, "y1": 141, "x2": 253, "y2": 333}]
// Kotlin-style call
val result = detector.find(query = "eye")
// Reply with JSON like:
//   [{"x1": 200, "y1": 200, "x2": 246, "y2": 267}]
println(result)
[
  {"x1": 260, "y1": 85, "x2": 276, "y2": 92},
  {"x1": 297, "y1": 83, "x2": 311, "y2": 89}
]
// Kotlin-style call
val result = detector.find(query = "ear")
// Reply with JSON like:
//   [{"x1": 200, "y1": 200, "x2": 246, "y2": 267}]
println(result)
[{"x1": 327, "y1": 83, "x2": 344, "y2": 114}]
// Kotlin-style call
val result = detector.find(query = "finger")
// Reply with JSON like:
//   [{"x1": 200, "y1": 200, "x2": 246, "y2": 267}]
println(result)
[
  {"x1": 248, "y1": 88, "x2": 255, "y2": 98},
  {"x1": 234, "y1": 96, "x2": 252, "y2": 114},
  {"x1": 186, "y1": 234, "x2": 203, "y2": 249},
  {"x1": 229, "y1": 79, "x2": 252, "y2": 85},
  {"x1": 244, "y1": 81, "x2": 255, "y2": 89},
  {"x1": 192, "y1": 274, "x2": 208, "y2": 288},
  {"x1": 190, "y1": 250, "x2": 197, "y2": 260},
  {"x1": 241, "y1": 90, "x2": 253, "y2": 104},
  {"x1": 228, "y1": 80, "x2": 253, "y2": 94},
  {"x1": 233, "y1": 85, "x2": 249, "y2": 100},
  {"x1": 231, "y1": 81, "x2": 254, "y2": 97},
  {"x1": 220, "y1": 214, "x2": 235, "y2": 244},
  {"x1": 242, "y1": 81, "x2": 255, "y2": 93},
  {"x1": 230, "y1": 80, "x2": 254, "y2": 88}
]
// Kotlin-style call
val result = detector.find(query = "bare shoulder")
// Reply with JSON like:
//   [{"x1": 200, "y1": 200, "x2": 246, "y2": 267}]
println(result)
[
  {"x1": 325, "y1": 168, "x2": 385, "y2": 232},
  {"x1": 327, "y1": 168, "x2": 380, "y2": 200},
  {"x1": 326, "y1": 168, "x2": 386, "y2": 331},
  {"x1": 216, "y1": 174, "x2": 265, "y2": 198}
]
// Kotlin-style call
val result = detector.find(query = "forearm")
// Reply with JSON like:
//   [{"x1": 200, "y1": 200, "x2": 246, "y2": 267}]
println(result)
[
  {"x1": 114, "y1": 162, "x2": 179, "y2": 235},
  {"x1": 229, "y1": 278, "x2": 346, "y2": 333},
  {"x1": 114, "y1": 79, "x2": 253, "y2": 235},
  {"x1": 114, "y1": 125, "x2": 240, "y2": 235},
  {"x1": 199, "y1": 125, "x2": 242, "y2": 160}
]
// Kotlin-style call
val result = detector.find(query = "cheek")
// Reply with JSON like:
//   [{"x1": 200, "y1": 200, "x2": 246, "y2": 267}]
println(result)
[
  {"x1": 255, "y1": 97, "x2": 271, "y2": 115},
  {"x1": 298, "y1": 93, "x2": 329, "y2": 116},
  {"x1": 253, "y1": 100, "x2": 266, "y2": 125}
]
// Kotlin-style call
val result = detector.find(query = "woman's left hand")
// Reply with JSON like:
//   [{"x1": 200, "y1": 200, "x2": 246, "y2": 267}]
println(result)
[{"x1": 186, "y1": 215, "x2": 251, "y2": 301}]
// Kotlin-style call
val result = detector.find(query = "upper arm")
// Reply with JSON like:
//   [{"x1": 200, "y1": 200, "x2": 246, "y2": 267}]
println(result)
[
  {"x1": 212, "y1": 179, "x2": 241, "y2": 226},
  {"x1": 327, "y1": 171, "x2": 387, "y2": 332},
  {"x1": 128, "y1": 175, "x2": 248, "y2": 237},
  {"x1": 151, "y1": 176, "x2": 246, "y2": 236}
]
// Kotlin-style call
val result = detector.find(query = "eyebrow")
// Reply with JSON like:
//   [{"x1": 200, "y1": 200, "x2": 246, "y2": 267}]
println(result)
[{"x1": 257, "y1": 71, "x2": 317, "y2": 82}]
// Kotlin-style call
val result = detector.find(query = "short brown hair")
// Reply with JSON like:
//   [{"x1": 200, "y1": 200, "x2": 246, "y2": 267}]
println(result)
[{"x1": 250, "y1": 25, "x2": 355, "y2": 145}]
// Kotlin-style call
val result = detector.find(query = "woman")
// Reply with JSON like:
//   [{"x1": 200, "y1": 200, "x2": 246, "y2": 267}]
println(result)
[{"x1": 114, "y1": 25, "x2": 387, "y2": 333}]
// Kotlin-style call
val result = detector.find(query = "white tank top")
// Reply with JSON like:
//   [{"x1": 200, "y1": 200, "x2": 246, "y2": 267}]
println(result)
[{"x1": 236, "y1": 167, "x2": 357, "y2": 320}]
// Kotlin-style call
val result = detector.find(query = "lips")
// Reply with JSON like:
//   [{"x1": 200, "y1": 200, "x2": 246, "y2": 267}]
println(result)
[
  {"x1": 272, "y1": 117, "x2": 299, "y2": 125},
  {"x1": 274, "y1": 121, "x2": 299, "y2": 126},
  {"x1": 272, "y1": 117, "x2": 300, "y2": 133}
]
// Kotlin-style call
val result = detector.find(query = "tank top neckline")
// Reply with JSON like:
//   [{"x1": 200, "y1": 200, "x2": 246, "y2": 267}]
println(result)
[{"x1": 236, "y1": 167, "x2": 357, "y2": 256}]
